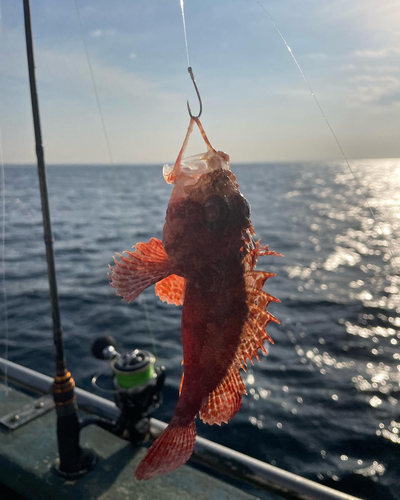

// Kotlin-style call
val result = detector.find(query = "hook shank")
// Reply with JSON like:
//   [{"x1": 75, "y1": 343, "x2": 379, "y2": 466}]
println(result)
[{"x1": 187, "y1": 67, "x2": 202, "y2": 119}]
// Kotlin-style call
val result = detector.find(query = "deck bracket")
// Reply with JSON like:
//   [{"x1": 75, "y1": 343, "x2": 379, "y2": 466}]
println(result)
[{"x1": 0, "y1": 395, "x2": 55, "y2": 430}]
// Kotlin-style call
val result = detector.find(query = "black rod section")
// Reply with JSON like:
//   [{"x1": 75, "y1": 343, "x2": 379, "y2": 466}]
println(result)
[
  {"x1": 22, "y1": 1, "x2": 97, "y2": 476},
  {"x1": 22, "y1": 0, "x2": 65, "y2": 375}
]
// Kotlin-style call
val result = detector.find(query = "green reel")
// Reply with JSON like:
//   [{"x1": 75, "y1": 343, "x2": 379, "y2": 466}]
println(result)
[{"x1": 111, "y1": 350, "x2": 156, "y2": 389}]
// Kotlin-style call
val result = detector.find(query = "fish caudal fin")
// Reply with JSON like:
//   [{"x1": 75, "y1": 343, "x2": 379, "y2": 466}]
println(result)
[
  {"x1": 155, "y1": 274, "x2": 186, "y2": 305},
  {"x1": 110, "y1": 238, "x2": 172, "y2": 303},
  {"x1": 199, "y1": 363, "x2": 246, "y2": 425},
  {"x1": 135, "y1": 419, "x2": 196, "y2": 481}
]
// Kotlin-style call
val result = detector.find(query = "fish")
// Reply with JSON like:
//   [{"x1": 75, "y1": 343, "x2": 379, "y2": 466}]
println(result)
[{"x1": 110, "y1": 116, "x2": 281, "y2": 480}]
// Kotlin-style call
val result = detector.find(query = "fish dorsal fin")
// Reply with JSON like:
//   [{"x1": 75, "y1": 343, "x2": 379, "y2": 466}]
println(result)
[
  {"x1": 155, "y1": 274, "x2": 186, "y2": 306},
  {"x1": 110, "y1": 238, "x2": 172, "y2": 303},
  {"x1": 199, "y1": 363, "x2": 246, "y2": 426},
  {"x1": 236, "y1": 243, "x2": 281, "y2": 367},
  {"x1": 199, "y1": 241, "x2": 280, "y2": 426}
]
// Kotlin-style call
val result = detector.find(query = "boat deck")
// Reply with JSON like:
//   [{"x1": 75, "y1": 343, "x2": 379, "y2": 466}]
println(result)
[{"x1": 0, "y1": 381, "x2": 274, "y2": 500}]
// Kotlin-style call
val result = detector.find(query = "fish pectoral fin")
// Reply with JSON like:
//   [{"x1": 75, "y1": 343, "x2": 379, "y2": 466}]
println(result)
[
  {"x1": 199, "y1": 364, "x2": 246, "y2": 426},
  {"x1": 155, "y1": 274, "x2": 186, "y2": 306},
  {"x1": 110, "y1": 238, "x2": 172, "y2": 303}
]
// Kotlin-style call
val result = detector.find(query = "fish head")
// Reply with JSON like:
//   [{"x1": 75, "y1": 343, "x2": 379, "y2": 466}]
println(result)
[{"x1": 162, "y1": 123, "x2": 252, "y2": 269}]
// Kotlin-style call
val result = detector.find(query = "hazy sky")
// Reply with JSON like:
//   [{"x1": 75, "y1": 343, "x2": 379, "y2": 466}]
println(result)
[{"x1": 0, "y1": 0, "x2": 399, "y2": 164}]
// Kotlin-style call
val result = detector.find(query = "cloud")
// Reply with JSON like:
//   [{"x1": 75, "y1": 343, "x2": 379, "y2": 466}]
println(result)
[
  {"x1": 305, "y1": 52, "x2": 328, "y2": 60},
  {"x1": 90, "y1": 29, "x2": 103, "y2": 38},
  {"x1": 336, "y1": 59, "x2": 400, "y2": 109},
  {"x1": 348, "y1": 75, "x2": 399, "y2": 84},
  {"x1": 337, "y1": 64, "x2": 357, "y2": 72},
  {"x1": 89, "y1": 29, "x2": 116, "y2": 38},
  {"x1": 363, "y1": 65, "x2": 400, "y2": 74},
  {"x1": 128, "y1": 52, "x2": 137, "y2": 60},
  {"x1": 346, "y1": 76, "x2": 400, "y2": 109},
  {"x1": 32, "y1": 47, "x2": 182, "y2": 108},
  {"x1": 353, "y1": 48, "x2": 400, "y2": 58},
  {"x1": 376, "y1": 89, "x2": 400, "y2": 106}
]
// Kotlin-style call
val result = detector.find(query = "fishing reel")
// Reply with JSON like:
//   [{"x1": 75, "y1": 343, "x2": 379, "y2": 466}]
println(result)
[{"x1": 90, "y1": 335, "x2": 165, "y2": 445}]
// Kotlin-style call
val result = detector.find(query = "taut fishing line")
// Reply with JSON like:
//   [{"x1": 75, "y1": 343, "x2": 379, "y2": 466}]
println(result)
[
  {"x1": 178, "y1": 2, "x2": 314, "y2": 377},
  {"x1": 256, "y1": 1, "x2": 398, "y2": 275},
  {"x1": 255, "y1": 5, "x2": 399, "y2": 459},
  {"x1": 0, "y1": 120, "x2": 9, "y2": 395},
  {"x1": 73, "y1": 0, "x2": 114, "y2": 167},
  {"x1": 179, "y1": 0, "x2": 191, "y2": 67},
  {"x1": 73, "y1": 0, "x2": 157, "y2": 356},
  {"x1": 0, "y1": 0, "x2": 10, "y2": 394},
  {"x1": 178, "y1": 2, "x2": 316, "y2": 381}
]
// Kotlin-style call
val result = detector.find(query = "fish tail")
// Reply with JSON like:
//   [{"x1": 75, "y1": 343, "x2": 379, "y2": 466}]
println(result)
[{"x1": 134, "y1": 417, "x2": 196, "y2": 481}]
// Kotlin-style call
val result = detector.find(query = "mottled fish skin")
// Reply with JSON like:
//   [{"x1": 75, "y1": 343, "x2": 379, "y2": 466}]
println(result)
[
  {"x1": 164, "y1": 168, "x2": 251, "y2": 417},
  {"x1": 110, "y1": 117, "x2": 280, "y2": 480}
]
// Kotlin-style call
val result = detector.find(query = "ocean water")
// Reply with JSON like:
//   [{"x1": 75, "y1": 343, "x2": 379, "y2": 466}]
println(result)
[{"x1": 1, "y1": 160, "x2": 399, "y2": 500}]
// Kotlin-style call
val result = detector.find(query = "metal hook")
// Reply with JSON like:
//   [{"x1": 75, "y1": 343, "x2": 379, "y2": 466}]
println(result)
[{"x1": 187, "y1": 67, "x2": 202, "y2": 119}]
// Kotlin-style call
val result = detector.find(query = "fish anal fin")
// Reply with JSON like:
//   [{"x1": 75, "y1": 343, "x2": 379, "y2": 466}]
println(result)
[
  {"x1": 110, "y1": 238, "x2": 171, "y2": 303},
  {"x1": 155, "y1": 274, "x2": 186, "y2": 306},
  {"x1": 134, "y1": 418, "x2": 196, "y2": 480},
  {"x1": 199, "y1": 364, "x2": 246, "y2": 426}
]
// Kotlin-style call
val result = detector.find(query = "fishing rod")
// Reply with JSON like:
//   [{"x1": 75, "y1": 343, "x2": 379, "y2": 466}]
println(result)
[{"x1": 22, "y1": 0, "x2": 96, "y2": 478}]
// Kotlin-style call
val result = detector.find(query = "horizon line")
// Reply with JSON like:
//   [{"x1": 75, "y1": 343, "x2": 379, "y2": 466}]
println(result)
[{"x1": 3, "y1": 157, "x2": 399, "y2": 167}]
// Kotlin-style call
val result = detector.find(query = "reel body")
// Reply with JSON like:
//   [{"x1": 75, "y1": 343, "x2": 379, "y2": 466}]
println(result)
[{"x1": 91, "y1": 336, "x2": 165, "y2": 445}]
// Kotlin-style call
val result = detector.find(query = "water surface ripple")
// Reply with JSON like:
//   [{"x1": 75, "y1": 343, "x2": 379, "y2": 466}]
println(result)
[{"x1": 1, "y1": 161, "x2": 399, "y2": 500}]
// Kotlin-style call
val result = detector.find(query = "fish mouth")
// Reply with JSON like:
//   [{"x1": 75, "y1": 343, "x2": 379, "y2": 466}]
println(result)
[
  {"x1": 163, "y1": 118, "x2": 230, "y2": 186},
  {"x1": 163, "y1": 149, "x2": 230, "y2": 183}
]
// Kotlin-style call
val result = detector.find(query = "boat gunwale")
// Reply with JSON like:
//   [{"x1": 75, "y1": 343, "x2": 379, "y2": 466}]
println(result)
[{"x1": 0, "y1": 357, "x2": 363, "y2": 500}]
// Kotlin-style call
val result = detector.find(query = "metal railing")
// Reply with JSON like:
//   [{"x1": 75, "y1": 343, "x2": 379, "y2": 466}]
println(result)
[{"x1": 0, "y1": 357, "x2": 363, "y2": 500}]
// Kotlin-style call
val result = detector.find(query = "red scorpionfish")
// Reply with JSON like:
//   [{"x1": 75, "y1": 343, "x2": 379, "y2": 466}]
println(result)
[{"x1": 110, "y1": 117, "x2": 281, "y2": 480}]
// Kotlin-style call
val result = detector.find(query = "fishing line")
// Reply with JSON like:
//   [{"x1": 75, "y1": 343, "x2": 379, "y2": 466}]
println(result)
[
  {"x1": 0, "y1": 125, "x2": 9, "y2": 394},
  {"x1": 256, "y1": 5, "x2": 397, "y2": 451},
  {"x1": 179, "y1": 0, "x2": 203, "y2": 119},
  {"x1": 73, "y1": 0, "x2": 158, "y2": 357},
  {"x1": 256, "y1": 1, "x2": 398, "y2": 274},
  {"x1": 179, "y1": 0, "x2": 191, "y2": 68},
  {"x1": 138, "y1": 295, "x2": 158, "y2": 358},
  {"x1": 179, "y1": 3, "x2": 316, "y2": 385},
  {"x1": 0, "y1": 0, "x2": 9, "y2": 394},
  {"x1": 73, "y1": 0, "x2": 114, "y2": 167}
]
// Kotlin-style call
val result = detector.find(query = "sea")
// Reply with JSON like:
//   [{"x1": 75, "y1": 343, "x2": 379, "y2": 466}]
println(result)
[{"x1": 1, "y1": 160, "x2": 399, "y2": 500}]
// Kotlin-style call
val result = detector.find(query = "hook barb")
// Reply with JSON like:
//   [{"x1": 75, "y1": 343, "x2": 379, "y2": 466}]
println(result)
[{"x1": 187, "y1": 67, "x2": 202, "y2": 119}]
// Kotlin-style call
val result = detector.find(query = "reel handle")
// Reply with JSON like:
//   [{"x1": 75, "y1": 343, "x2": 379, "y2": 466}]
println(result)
[{"x1": 91, "y1": 335, "x2": 118, "y2": 360}]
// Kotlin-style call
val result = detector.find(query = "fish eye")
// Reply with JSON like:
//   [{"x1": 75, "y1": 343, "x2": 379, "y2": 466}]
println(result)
[{"x1": 203, "y1": 195, "x2": 229, "y2": 226}]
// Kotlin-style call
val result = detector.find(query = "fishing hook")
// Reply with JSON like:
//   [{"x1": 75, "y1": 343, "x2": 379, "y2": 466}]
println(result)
[{"x1": 187, "y1": 67, "x2": 202, "y2": 119}]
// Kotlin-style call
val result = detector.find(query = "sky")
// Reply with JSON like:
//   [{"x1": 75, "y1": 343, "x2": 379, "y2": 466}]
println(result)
[{"x1": 0, "y1": 0, "x2": 399, "y2": 165}]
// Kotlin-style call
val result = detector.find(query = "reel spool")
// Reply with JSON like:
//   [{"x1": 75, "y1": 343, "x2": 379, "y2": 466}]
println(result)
[
  {"x1": 91, "y1": 336, "x2": 165, "y2": 444},
  {"x1": 111, "y1": 350, "x2": 156, "y2": 390}
]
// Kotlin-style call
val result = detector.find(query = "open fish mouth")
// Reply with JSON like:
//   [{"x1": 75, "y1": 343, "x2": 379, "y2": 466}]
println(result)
[
  {"x1": 163, "y1": 149, "x2": 230, "y2": 180},
  {"x1": 163, "y1": 117, "x2": 230, "y2": 186}
]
